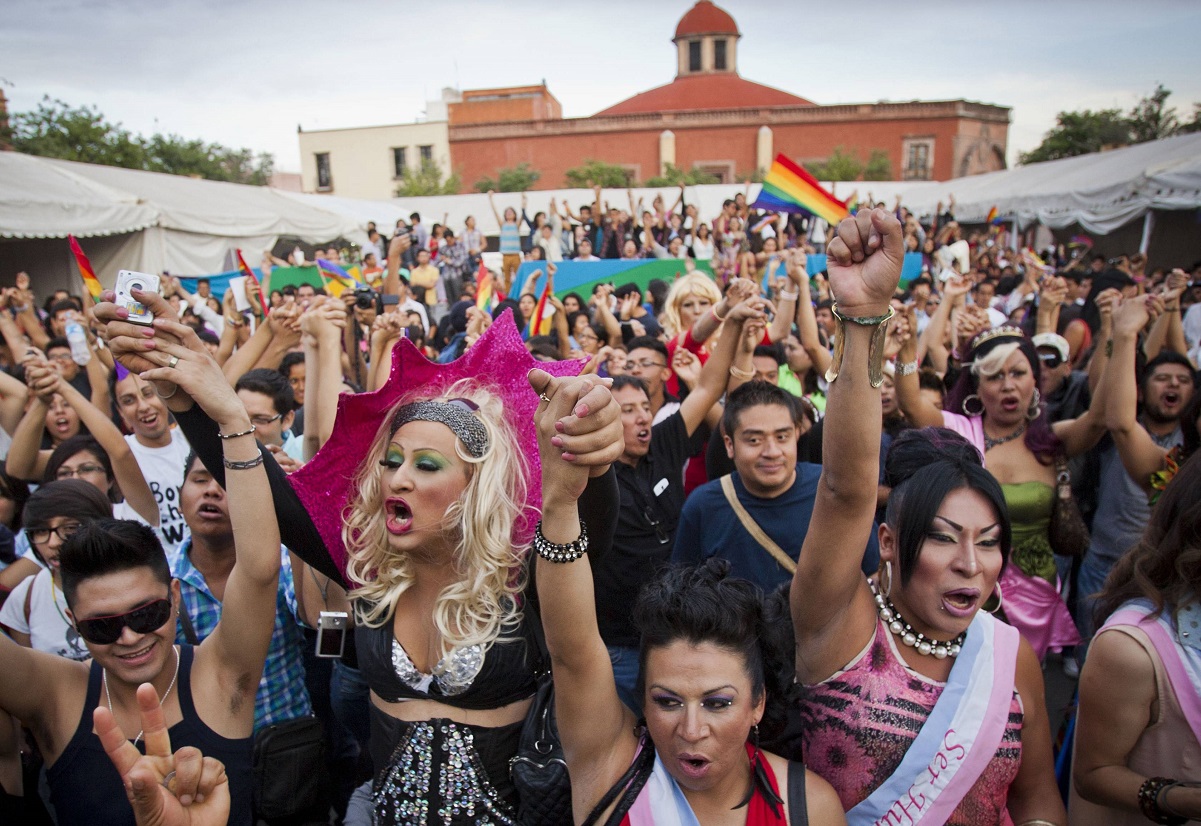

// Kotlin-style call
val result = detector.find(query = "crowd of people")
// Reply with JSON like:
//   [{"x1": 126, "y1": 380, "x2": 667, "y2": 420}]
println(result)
[{"x1": 0, "y1": 185, "x2": 1196, "y2": 826}]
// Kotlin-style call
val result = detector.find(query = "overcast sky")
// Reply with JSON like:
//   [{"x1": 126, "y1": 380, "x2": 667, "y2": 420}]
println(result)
[{"x1": 4, "y1": 0, "x2": 1200, "y2": 175}]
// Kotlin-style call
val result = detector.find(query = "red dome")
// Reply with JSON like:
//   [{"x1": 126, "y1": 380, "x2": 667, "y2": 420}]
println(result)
[
  {"x1": 594, "y1": 74, "x2": 812, "y2": 117},
  {"x1": 674, "y1": 1, "x2": 739, "y2": 39}
]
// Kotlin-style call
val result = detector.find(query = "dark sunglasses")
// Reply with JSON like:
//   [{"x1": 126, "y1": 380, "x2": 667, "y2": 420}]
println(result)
[
  {"x1": 1038, "y1": 352, "x2": 1064, "y2": 370},
  {"x1": 74, "y1": 597, "x2": 173, "y2": 645}
]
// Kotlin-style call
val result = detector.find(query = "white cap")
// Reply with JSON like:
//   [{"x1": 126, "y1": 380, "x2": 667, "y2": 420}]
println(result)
[{"x1": 1032, "y1": 333, "x2": 1070, "y2": 361}]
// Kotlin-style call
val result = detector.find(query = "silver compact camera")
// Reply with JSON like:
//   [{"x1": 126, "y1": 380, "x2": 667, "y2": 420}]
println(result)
[
  {"x1": 315, "y1": 611, "x2": 349, "y2": 658},
  {"x1": 114, "y1": 270, "x2": 161, "y2": 325}
]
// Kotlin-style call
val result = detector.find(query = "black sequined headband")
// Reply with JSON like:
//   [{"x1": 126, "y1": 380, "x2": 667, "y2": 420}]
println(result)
[{"x1": 389, "y1": 399, "x2": 488, "y2": 458}]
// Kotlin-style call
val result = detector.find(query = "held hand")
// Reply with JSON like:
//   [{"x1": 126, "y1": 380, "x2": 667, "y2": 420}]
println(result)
[
  {"x1": 1093, "y1": 288, "x2": 1122, "y2": 321},
  {"x1": 955, "y1": 305, "x2": 991, "y2": 342},
  {"x1": 24, "y1": 359, "x2": 61, "y2": 401},
  {"x1": 672, "y1": 348, "x2": 701, "y2": 388},
  {"x1": 943, "y1": 274, "x2": 972, "y2": 302},
  {"x1": 898, "y1": 304, "x2": 919, "y2": 360},
  {"x1": 529, "y1": 369, "x2": 621, "y2": 497},
  {"x1": 725, "y1": 278, "x2": 756, "y2": 306},
  {"x1": 136, "y1": 319, "x2": 247, "y2": 427},
  {"x1": 826, "y1": 208, "x2": 904, "y2": 315},
  {"x1": 95, "y1": 683, "x2": 231, "y2": 826},
  {"x1": 93, "y1": 290, "x2": 184, "y2": 377},
  {"x1": 1113, "y1": 294, "x2": 1161, "y2": 337}
]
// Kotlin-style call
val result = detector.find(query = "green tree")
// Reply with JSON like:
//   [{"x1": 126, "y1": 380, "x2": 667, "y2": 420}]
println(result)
[
  {"x1": 395, "y1": 160, "x2": 461, "y2": 196},
  {"x1": 804, "y1": 146, "x2": 864, "y2": 181},
  {"x1": 474, "y1": 163, "x2": 540, "y2": 193},
  {"x1": 1181, "y1": 103, "x2": 1201, "y2": 134},
  {"x1": 1128, "y1": 83, "x2": 1180, "y2": 143},
  {"x1": 1019, "y1": 109, "x2": 1132, "y2": 164},
  {"x1": 863, "y1": 149, "x2": 892, "y2": 181},
  {"x1": 643, "y1": 163, "x2": 719, "y2": 187},
  {"x1": 564, "y1": 159, "x2": 632, "y2": 188},
  {"x1": 736, "y1": 169, "x2": 765, "y2": 184},
  {"x1": 10, "y1": 95, "x2": 275, "y2": 185}
]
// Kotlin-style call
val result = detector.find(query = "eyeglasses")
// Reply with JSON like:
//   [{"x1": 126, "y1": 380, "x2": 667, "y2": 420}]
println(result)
[
  {"x1": 74, "y1": 597, "x2": 173, "y2": 645},
  {"x1": 55, "y1": 464, "x2": 106, "y2": 480},
  {"x1": 1038, "y1": 352, "x2": 1064, "y2": 369},
  {"x1": 47, "y1": 352, "x2": 75, "y2": 363},
  {"x1": 249, "y1": 412, "x2": 284, "y2": 427},
  {"x1": 29, "y1": 523, "x2": 81, "y2": 544},
  {"x1": 629, "y1": 360, "x2": 666, "y2": 371}
]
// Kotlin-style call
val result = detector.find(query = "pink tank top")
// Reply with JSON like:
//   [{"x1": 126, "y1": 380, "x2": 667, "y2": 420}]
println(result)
[{"x1": 799, "y1": 619, "x2": 1024, "y2": 825}]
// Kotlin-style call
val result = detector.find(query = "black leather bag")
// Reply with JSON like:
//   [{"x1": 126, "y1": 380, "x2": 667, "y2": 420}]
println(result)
[
  {"x1": 252, "y1": 715, "x2": 328, "y2": 820},
  {"x1": 1049, "y1": 454, "x2": 1090, "y2": 558},
  {"x1": 510, "y1": 600, "x2": 573, "y2": 825}
]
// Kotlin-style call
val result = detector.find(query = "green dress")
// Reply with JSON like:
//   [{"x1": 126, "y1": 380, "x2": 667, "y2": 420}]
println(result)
[{"x1": 1001, "y1": 481, "x2": 1056, "y2": 584}]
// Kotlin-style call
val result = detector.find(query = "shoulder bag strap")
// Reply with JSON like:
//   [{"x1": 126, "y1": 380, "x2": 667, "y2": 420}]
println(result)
[
  {"x1": 24, "y1": 576, "x2": 34, "y2": 627},
  {"x1": 178, "y1": 604, "x2": 200, "y2": 646},
  {"x1": 720, "y1": 475, "x2": 796, "y2": 575},
  {"x1": 787, "y1": 761, "x2": 808, "y2": 826}
]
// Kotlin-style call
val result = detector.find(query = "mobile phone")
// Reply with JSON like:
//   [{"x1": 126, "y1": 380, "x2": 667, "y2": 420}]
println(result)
[
  {"x1": 315, "y1": 611, "x2": 349, "y2": 658},
  {"x1": 114, "y1": 270, "x2": 162, "y2": 326},
  {"x1": 229, "y1": 276, "x2": 251, "y2": 312}
]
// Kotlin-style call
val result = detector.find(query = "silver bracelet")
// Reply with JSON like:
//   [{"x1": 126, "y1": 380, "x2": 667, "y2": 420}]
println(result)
[
  {"x1": 778, "y1": 289, "x2": 800, "y2": 302},
  {"x1": 533, "y1": 520, "x2": 588, "y2": 563},
  {"x1": 897, "y1": 360, "x2": 919, "y2": 376}
]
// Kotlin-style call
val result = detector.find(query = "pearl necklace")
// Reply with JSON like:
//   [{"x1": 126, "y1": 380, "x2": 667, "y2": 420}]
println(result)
[
  {"x1": 868, "y1": 578, "x2": 965, "y2": 660},
  {"x1": 104, "y1": 645, "x2": 180, "y2": 744}
]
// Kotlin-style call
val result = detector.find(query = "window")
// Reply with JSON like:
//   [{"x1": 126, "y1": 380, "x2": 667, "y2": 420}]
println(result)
[
  {"x1": 903, "y1": 140, "x2": 933, "y2": 181},
  {"x1": 393, "y1": 147, "x2": 407, "y2": 178},
  {"x1": 688, "y1": 40, "x2": 702, "y2": 72},
  {"x1": 315, "y1": 153, "x2": 331, "y2": 190},
  {"x1": 419, "y1": 145, "x2": 433, "y2": 164},
  {"x1": 714, "y1": 39, "x2": 727, "y2": 71}
]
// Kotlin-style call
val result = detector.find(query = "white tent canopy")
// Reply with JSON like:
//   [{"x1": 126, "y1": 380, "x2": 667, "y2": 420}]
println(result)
[{"x1": 0, "y1": 152, "x2": 363, "y2": 289}]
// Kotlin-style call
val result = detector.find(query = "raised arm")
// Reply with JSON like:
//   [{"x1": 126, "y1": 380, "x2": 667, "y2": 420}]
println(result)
[
  {"x1": 298, "y1": 297, "x2": 348, "y2": 455},
  {"x1": 765, "y1": 253, "x2": 802, "y2": 344},
  {"x1": 894, "y1": 303, "x2": 945, "y2": 429},
  {"x1": 5, "y1": 358, "x2": 58, "y2": 481},
  {"x1": 590, "y1": 285, "x2": 622, "y2": 347},
  {"x1": 0, "y1": 368, "x2": 28, "y2": 439},
  {"x1": 1104, "y1": 295, "x2": 1168, "y2": 491},
  {"x1": 54, "y1": 372, "x2": 159, "y2": 524},
  {"x1": 486, "y1": 190, "x2": 503, "y2": 227},
  {"x1": 918, "y1": 274, "x2": 970, "y2": 374},
  {"x1": 793, "y1": 257, "x2": 832, "y2": 378},
  {"x1": 382, "y1": 234, "x2": 412, "y2": 297},
  {"x1": 793, "y1": 208, "x2": 903, "y2": 684},
  {"x1": 529, "y1": 370, "x2": 632, "y2": 815},
  {"x1": 678, "y1": 298, "x2": 761, "y2": 435}
]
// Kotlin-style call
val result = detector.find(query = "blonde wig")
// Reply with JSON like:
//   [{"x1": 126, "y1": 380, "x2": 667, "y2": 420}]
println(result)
[
  {"x1": 970, "y1": 341, "x2": 1021, "y2": 380},
  {"x1": 663, "y1": 272, "x2": 723, "y2": 340},
  {"x1": 343, "y1": 378, "x2": 531, "y2": 660}
]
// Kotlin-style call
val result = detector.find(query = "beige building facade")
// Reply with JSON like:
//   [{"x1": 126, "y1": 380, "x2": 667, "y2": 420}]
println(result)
[{"x1": 297, "y1": 119, "x2": 452, "y2": 200}]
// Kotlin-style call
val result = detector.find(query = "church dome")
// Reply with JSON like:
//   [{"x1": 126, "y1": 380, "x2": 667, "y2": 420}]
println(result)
[{"x1": 674, "y1": 1, "x2": 739, "y2": 39}]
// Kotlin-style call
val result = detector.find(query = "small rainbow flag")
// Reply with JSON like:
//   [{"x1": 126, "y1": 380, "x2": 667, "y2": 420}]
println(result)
[
  {"x1": 68, "y1": 235, "x2": 104, "y2": 303},
  {"x1": 528, "y1": 279, "x2": 552, "y2": 337},
  {"x1": 1068, "y1": 234, "x2": 1093, "y2": 249},
  {"x1": 986, "y1": 206, "x2": 1002, "y2": 226},
  {"x1": 751, "y1": 154, "x2": 849, "y2": 226},
  {"x1": 750, "y1": 213, "x2": 778, "y2": 235},
  {"x1": 235, "y1": 249, "x2": 267, "y2": 313},
  {"x1": 845, "y1": 192, "x2": 859, "y2": 215},
  {"x1": 316, "y1": 258, "x2": 364, "y2": 290},
  {"x1": 474, "y1": 259, "x2": 505, "y2": 313}
]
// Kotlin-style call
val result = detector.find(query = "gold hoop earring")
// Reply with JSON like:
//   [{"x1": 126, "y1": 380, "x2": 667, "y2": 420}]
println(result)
[
  {"x1": 881, "y1": 560, "x2": 894, "y2": 599},
  {"x1": 986, "y1": 582, "x2": 1004, "y2": 615},
  {"x1": 1026, "y1": 388, "x2": 1042, "y2": 421}
]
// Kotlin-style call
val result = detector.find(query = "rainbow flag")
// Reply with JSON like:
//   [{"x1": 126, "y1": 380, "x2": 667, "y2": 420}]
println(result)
[
  {"x1": 986, "y1": 206, "x2": 1002, "y2": 226},
  {"x1": 751, "y1": 154, "x2": 849, "y2": 225},
  {"x1": 845, "y1": 192, "x2": 859, "y2": 215},
  {"x1": 1068, "y1": 234, "x2": 1093, "y2": 249},
  {"x1": 750, "y1": 213, "x2": 778, "y2": 235},
  {"x1": 316, "y1": 258, "x2": 364, "y2": 290},
  {"x1": 528, "y1": 279, "x2": 552, "y2": 337},
  {"x1": 67, "y1": 235, "x2": 104, "y2": 303},
  {"x1": 235, "y1": 249, "x2": 267, "y2": 313},
  {"x1": 475, "y1": 259, "x2": 505, "y2": 313}
]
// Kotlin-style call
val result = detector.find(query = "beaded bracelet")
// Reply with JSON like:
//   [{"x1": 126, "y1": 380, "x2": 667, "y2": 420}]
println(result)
[
  {"x1": 896, "y1": 360, "x2": 919, "y2": 377},
  {"x1": 729, "y1": 365, "x2": 755, "y2": 381},
  {"x1": 223, "y1": 454, "x2": 265, "y2": 471},
  {"x1": 1138, "y1": 776, "x2": 1187, "y2": 825},
  {"x1": 217, "y1": 425, "x2": 257, "y2": 440},
  {"x1": 533, "y1": 520, "x2": 588, "y2": 563}
]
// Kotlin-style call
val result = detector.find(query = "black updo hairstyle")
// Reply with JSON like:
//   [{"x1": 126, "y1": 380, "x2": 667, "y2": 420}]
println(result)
[
  {"x1": 634, "y1": 558, "x2": 793, "y2": 738},
  {"x1": 883, "y1": 428, "x2": 1012, "y2": 587}
]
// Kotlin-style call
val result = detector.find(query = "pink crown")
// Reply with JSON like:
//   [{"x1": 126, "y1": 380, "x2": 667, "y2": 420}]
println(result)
[{"x1": 287, "y1": 310, "x2": 584, "y2": 580}]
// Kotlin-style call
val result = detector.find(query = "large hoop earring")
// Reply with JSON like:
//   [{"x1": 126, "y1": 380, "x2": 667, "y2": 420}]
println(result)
[
  {"x1": 1026, "y1": 388, "x2": 1042, "y2": 421},
  {"x1": 986, "y1": 582, "x2": 1004, "y2": 615},
  {"x1": 962, "y1": 394, "x2": 984, "y2": 416},
  {"x1": 881, "y1": 561, "x2": 894, "y2": 599}
]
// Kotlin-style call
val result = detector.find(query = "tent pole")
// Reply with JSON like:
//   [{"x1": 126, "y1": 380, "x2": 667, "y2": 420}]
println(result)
[{"x1": 1139, "y1": 211, "x2": 1155, "y2": 256}]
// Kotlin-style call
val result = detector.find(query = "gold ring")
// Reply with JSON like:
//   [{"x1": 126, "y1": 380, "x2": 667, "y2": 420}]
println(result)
[
  {"x1": 539, "y1": 393, "x2": 551, "y2": 404},
  {"x1": 167, "y1": 355, "x2": 179, "y2": 369}
]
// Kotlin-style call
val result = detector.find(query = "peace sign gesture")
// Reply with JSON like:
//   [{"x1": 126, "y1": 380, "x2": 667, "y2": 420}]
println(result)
[{"x1": 95, "y1": 683, "x2": 231, "y2": 826}]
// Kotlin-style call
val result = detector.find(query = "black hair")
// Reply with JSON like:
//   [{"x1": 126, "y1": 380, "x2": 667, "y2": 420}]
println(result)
[
  {"x1": 525, "y1": 336, "x2": 561, "y2": 361},
  {"x1": 0, "y1": 468, "x2": 31, "y2": 531},
  {"x1": 196, "y1": 278, "x2": 210, "y2": 286},
  {"x1": 24, "y1": 479, "x2": 113, "y2": 531},
  {"x1": 493, "y1": 298, "x2": 522, "y2": 322},
  {"x1": 409, "y1": 212, "x2": 421, "y2": 222},
  {"x1": 722, "y1": 199, "x2": 735, "y2": 209},
  {"x1": 183, "y1": 450, "x2": 202, "y2": 481},
  {"x1": 281, "y1": 284, "x2": 297, "y2": 297},
  {"x1": 625, "y1": 336, "x2": 668, "y2": 362},
  {"x1": 235, "y1": 367, "x2": 294, "y2": 414},
  {"x1": 563, "y1": 292, "x2": 585, "y2": 310},
  {"x1": 58, "y1": 518, "x2": 171, "y2": 608},
  {"x1": 918, "y1": 367, "x2": 946, "y2": 399},
  {"x1": 49, "y1": 299, "x2": 78, "y2": 319},
  {"x1": 752, "y1": 343, "x2": 784, "y2": 366},
  {"x1": 882, "y1": 428, "x2": 1011, "y2": 586},
  {"x1": 816, "y1": 298, "x2": 834, "y2": 312},
  {"x1": 1141, "y1": 351, "x2": 1197, "y2": 393},
  {"x1": 722, "y1": 381, "x2": 800, "y2": 436},
  {"x1": 278, "y1": 351, "x2": 306, "y2": 378},
  {"x1": 44, "y1": 436, "x2": 118, "y2": 500},
  {"x1": 614, "y1": 282, "x2": 641, "y2": 300},
  {"x1": 195, "y1": 329, "x2": 220, "y2": 346},
  {"x1": 634, "y1": 559, "x2": 772, "y2": 718},
  {"x1": 611, "y1": 375, "x2": 650, "y2": 398},
  {"x1": 45, "y1": 336, "x2": 70, "y2": 353}
]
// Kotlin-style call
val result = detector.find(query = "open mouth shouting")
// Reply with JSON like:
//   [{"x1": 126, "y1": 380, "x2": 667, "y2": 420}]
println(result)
[
  {"x1": 676, "y1": 752, "x2": 712, "y2": 780},
  {"x1": 942, "y1": 588, "x2": 980, "y2": 618},
  {"x1": 386, "y1": 498, "x2": 413, "y2": 535}
]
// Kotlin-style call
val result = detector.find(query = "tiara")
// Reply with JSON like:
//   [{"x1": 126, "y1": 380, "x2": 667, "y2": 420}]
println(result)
[{"x1": 967, "y1": 325, "x2": 1025, "y2": 356}]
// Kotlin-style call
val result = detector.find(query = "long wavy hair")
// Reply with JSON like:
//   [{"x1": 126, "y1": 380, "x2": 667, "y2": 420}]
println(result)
[
  {"x1": 1095, "y1": 451, "x2": 1201, "y2": 625},
  {"x1": 945, "y1": 333, "x2": 1062, "y2": 463},
  {"x1": 663, "y1": 273, "x2": 722, "y2": 340},
  {"x1": 343, "y1": 379, "x2": 532, "y2": 660}
]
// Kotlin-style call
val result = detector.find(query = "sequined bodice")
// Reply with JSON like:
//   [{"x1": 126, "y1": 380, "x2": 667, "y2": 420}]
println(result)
[{"x1": 392, "y1": 639, "x2": 484, "y2": 696}]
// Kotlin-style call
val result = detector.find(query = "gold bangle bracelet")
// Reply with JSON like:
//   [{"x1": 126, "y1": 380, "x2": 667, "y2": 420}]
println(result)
[
  {"x1": 729, "y1": 364, "x2": 754, "y2": 380},
  {"x1": 824, "y1": 303, "x2": 895, "y2": 388}
]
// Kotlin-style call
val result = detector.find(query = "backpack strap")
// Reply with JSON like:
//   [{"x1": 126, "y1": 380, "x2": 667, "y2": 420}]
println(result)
[
  {"x1": 178, "y1": 605, "x2": 200, "y2": 646},
  {"x1": 719, "y1": 475, "x2": 796, "y2": 575},
  {"x1": 787, "y1": 761, "x2": 808, "y2": 826}
]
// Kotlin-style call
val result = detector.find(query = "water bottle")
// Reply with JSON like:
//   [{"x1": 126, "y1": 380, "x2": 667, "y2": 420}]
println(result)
[{"x1": 65, "y1": 319, "x2": 91, "y2": 365}]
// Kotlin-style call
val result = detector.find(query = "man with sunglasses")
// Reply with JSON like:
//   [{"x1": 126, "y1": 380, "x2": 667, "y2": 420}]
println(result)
[
  {"x1": 593, "y1": 300, "x2": 761, "y2": 713},
  {"x1": 0, "y1": 312, "x2": 283, "y2": 826},
  {"x1": 1032, "y1": 332, "x2": 1091, "y2": 423}
]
